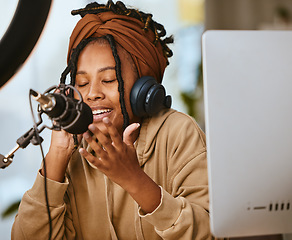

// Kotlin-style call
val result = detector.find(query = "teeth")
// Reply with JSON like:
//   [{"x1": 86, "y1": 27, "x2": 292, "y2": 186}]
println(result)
[{"x1": 92, "y1": 109, "x2": 111, "y2": 115}]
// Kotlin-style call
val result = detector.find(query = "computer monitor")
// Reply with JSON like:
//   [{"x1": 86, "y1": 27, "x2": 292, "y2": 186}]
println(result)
[{"x1": 202, "y1": 30, "x2": 292, "y2": 238}]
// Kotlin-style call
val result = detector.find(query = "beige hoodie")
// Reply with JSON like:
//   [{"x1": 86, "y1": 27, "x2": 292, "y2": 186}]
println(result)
[{"x1": 12, "y1": 109, "x2": 214, "y2": 239}]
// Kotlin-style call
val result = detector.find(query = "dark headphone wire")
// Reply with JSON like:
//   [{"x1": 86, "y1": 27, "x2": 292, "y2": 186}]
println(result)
[{"x1": 29, "y1": 91, "x2": 52, "y2": 240}]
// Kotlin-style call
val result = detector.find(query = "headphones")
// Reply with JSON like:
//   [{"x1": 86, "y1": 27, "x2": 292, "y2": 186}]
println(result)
[{"x1": 130, "y1": 76, "x2": 172, "y2": 117}]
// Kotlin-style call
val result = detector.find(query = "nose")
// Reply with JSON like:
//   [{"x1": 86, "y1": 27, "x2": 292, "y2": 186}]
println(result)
[{"x1": 86, "y1": 82, "x2": 105, "y2": 101}]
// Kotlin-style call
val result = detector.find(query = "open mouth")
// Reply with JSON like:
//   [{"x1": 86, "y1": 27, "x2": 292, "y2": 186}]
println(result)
[
  {"x1": 92, "y1": 109, "x2": 112, "y2": 121},
  {"x1": 92, "y1": 109, "x2": 112, "y2": 115}
]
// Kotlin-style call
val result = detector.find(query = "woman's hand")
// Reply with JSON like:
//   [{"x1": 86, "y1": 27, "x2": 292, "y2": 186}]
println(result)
[
  {"x1": 49, "y1": 129, "x2": 77, "y2": 157},
  {"x1": 41, "y1": 130, "x2": 81, "y2": 182},
  {"x1": 79, "y1": 117, "x2": 141, "y2": 192},
  {"x1": 79, "y1": 117, "x2": 161, "y2": 213}
]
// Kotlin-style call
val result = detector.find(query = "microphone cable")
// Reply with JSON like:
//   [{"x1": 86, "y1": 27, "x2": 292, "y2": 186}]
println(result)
[{"x1": 29, "y1": 90, "x2": 52, "y2": 240}]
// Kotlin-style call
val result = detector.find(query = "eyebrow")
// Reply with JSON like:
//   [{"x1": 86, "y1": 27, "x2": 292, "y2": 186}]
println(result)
[{"x1": 76, "y1": 66, "x2": 116, "y2": 75}]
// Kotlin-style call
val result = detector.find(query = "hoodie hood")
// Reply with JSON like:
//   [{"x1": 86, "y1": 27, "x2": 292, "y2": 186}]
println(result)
[{"x1": 135, "y1": 108, "x2": 176, "y2": 167}]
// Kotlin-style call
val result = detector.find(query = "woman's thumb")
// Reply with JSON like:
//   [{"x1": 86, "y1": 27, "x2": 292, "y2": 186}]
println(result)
[{"x1": 123, "y1": 123, "x2": 140, "y2": 145}]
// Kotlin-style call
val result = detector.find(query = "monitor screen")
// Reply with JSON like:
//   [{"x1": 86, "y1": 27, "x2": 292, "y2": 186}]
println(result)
[{"x1": 203, "y1": 30, "x2": 292, "y2": 238}]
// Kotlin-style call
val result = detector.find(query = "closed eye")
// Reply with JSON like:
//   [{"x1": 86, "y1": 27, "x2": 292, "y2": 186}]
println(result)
[
  {"x1": 76, "y1": 82, "x2": 88, "y2": 88},
  {"x1": 102, "y1": 79, "x2": 116, "y2": 84}
]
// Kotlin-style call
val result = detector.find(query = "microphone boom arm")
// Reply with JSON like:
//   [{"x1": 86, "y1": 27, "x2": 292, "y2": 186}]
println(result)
[
  {"x1": 1, "y1": 84, "x2": 92, "y2": 169},
  {"x1": 0, "y1": 111, "x2": 46, "y2": 169}
]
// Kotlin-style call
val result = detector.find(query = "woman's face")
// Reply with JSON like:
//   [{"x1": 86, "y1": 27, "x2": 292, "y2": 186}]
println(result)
[{"x1": 75, "y1": 41, "x2": 140, "y2": 135}]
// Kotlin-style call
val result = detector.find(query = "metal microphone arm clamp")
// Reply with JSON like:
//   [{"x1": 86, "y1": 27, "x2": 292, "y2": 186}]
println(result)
[
  {"x1": 0, "y1": 154, "x2": 13, "y2": 169},
  {"x1": 0, "y1": 94, "x2": 48, "y2": 169},
  {"x1": 0, "y1": 125, "x2": 45, "y2": 169}
]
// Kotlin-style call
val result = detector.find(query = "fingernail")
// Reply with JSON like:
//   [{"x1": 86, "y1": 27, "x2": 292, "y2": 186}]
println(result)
[
  {"x1": 103, "y1": 117, "x2": 110, "y2": 124},
  {"x1": 135, "y1": 123, "x2": 140, "y2": 129},
  {"x1": 83, "y1": 132, "x2": 91, "y2": 139},
  {"x1": 88, "y1": 124, "x2": 96, "y2": 131}
]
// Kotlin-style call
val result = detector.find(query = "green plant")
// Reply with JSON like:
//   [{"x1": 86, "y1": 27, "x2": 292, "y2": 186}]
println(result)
[
  {"x1": 2, "y1": 200, "x2": 20, "y2": 219},
  {"x1": 180, "y1": 61, "x2": 205, "y2": 129}
]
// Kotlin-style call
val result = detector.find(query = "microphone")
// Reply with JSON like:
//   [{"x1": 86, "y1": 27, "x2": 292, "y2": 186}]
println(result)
[{"x1": 30, "y1": 87, "x2": 93, "y2": 134}]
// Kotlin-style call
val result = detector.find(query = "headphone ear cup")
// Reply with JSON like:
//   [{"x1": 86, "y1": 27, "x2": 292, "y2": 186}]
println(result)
[
  {"x1": 145, "y1": 84, "x2": 166, "y2": 116},
  {"x1": 130, "y1": 76, "x2": 172, "y2": 117},
  {"x1": 130, "y1": 76, "x2": 156, "y2": 117}
]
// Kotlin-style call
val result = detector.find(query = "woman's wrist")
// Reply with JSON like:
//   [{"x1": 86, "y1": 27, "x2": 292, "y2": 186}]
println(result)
[
  {"x1": 40, "y1": 149, "x2": 71, "y2": 182},
  {"x1": 126, "y1": 171, "x2": 162, "y2": 214}
]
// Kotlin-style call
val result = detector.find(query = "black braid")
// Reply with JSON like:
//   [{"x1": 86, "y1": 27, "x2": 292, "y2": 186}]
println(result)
[
  {"x1": 60, "y1": 36, "x2": 130, "y2": 130},
  {"x1": 71, "y1": 0, "x2": 174, "y2": 64},
  {"x1": 104, "y1": 34, "x2": 130, "y2": 129},
  {"x1": 69, "y1": 38, "x2": 96, "y2": 87},
  {"x1": 60, "y1": 37, "x2": 96, "y2": 97},
  {"x1": 60, "y1": 38, "x2": 94, "y2": 85}
]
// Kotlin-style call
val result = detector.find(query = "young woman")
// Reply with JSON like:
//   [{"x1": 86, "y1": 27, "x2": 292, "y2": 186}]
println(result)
[{"x1": 12, "y1": 1, "x2": 214, "y2": 239}]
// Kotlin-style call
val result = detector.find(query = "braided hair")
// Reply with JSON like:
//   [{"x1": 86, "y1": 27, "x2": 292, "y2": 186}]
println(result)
[{"x1": 60, "y1": 0, "x2": 173, "y2": 138}]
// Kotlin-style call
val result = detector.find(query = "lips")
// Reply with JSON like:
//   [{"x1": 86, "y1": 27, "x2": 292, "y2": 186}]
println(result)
[{"x1": 91, "y1": 107, "x2": 113, "y2": 122}]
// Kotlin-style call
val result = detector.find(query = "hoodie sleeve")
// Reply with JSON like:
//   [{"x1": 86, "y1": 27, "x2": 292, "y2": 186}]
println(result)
[
  {"x1": 137, "y1": 112, "x2": 216, "y2": 240},
  {"x1": 11, "y1": 171, "x2": 76, "y2": 240}
]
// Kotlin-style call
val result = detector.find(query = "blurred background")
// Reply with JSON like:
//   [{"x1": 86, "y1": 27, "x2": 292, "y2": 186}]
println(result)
[{"x1": 0, "y1": 0, "x2": 292, "y2": 239}]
